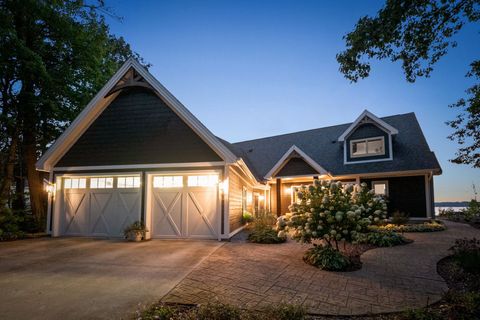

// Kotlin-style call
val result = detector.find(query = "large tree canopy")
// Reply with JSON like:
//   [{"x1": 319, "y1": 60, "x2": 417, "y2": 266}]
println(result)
[
  {"x1": 337, "y1": 0, "x2": 480, "y2": 168},
  {"x1": 0, "y1": 0, "x2": 145, "y2": 225}
]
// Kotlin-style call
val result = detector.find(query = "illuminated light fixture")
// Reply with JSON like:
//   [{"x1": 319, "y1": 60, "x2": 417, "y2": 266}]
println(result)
[
  {"x1": 218, "y1": 179, "x2": 229, "y2": 194},
  {"x1": 43, "y1": 179, "x2": 56, "y2": 195},
  {"x1": 258, "y1": 195, "x2": 265, "y2": 201},
  {"x1": 247, "y1": 192, "x2": 253, "y2": 204},
  {"x1": 284, "y1": 187, "x2": 292, "y2": 194}
]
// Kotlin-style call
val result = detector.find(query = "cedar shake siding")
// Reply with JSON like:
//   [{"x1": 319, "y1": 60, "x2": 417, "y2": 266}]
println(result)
[
  {"x1": 345, "y1": 123, "x2": 390, "y2": 162},
  {"x1": 56, "y1": 88, "x2": 222, "y2": 167},
  {"x1": 362, "y1": 176, "x2": 427, "y2": 217},
  {"x1": 275, "y1": 157, "x2": 319, "y2": 177},
  {"x1": 228, "y1": 167, "x2": 253, "y2": 233}
]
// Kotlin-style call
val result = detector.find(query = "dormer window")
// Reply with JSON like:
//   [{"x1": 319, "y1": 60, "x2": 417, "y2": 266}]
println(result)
[{"x1": 350, "y1": 136, "x2": 385, "y2": 158}]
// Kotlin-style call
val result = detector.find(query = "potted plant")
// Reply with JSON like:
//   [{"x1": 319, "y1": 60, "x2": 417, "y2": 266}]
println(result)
[{"x1": 123, "y1": 221, "x2": 148, "y2": 242}]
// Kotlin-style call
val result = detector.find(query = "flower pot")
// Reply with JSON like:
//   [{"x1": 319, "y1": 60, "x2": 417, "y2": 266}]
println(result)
[{"x1": 127, "y1": 232, "x2": 143, "y2": 242}]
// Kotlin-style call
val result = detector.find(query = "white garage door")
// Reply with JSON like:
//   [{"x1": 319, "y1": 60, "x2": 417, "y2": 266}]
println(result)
[
  {"x1": 60, "y1": 175, "x2": 141, "y2": 237},
  {"x1": 150, "y1": 174, "x2": 219, "y2": 239}
]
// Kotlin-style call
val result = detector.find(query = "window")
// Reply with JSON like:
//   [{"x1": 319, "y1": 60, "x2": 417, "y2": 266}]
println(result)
[
  {"x1": 242, "y1": 186, "x2": 247, "y2": 213},
  {"x1": 290, "y1": 186, "x2": 301, "y2": 204},
  {"x1": 90, "y1": 177, "x2": 113, "y2": 189},
  {"x1": 350, "y1": 136, "x2": 385, "y2": 157},
  {"x1": 153, "y1": 176, "x2": 183, "y2": 188},
  {"x1": 64, "y1": 178, "x2": 86, "y2": 189},
  {"x1": 117, "y1": 176, "x2": 141, "y2": 188},
  {"x1": 187, "y1": 175, "x2": 218, "y2": 187},
  {"x1": 372, "y1": 180, "x2": 388, "y2": 196}
]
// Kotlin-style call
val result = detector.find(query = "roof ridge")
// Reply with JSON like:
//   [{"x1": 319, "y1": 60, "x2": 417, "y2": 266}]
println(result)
[{"x1": 232, "y1": 112, "x2": 415, "y2": 145}]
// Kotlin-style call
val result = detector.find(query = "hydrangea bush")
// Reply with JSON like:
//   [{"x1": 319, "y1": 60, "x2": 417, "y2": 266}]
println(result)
[{"x1": 276, "y1": 180, "x2": 387, "y2": 250}]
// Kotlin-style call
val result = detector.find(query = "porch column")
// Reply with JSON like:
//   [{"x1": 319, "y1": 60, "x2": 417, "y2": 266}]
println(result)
[{"x1": 276, "y1": 178, "x2": 282, "y2": 216}]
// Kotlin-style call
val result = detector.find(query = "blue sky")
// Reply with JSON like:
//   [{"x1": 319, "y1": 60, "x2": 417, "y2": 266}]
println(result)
[{"x1": 105, "y1": 0, "x2": 480, "y2": 202}]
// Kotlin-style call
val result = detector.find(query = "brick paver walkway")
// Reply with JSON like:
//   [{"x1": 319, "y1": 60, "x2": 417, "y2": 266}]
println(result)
[{"x1": 162, "y1": 221, "x2": 480, "y2": 315}]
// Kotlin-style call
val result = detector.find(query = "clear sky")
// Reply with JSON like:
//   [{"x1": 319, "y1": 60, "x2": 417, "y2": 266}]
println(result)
[{"x1": 104, "y1": 0, "x2": 480, "y2": 202}]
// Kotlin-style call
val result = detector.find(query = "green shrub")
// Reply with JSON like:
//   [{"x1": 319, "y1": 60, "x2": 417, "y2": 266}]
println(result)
[
  {"x1": 354, "y1": 230, "x2": 410, "y2": 247},
  {"x1": 194, "y1": 302, "x2": 242, "y2": 320},
  {"x1": 303, "y1": 244, "x2": 351, "y2": 271},
  {"x1": 439, "y1": 208, "x2": 462, "y2": 221},
  {"x1": 262, "y1": 303, "x2": 306, "y2": 320},
  {"x1": 140, "y1": 304, "x2": 176, "y2": 320},
  {"x1": 391, "y1": 210, "x2": 409, "y2": 225},
  {"x1": 0, "y1": 208, "x2": 30, "y2": 241},
  {"x1": 242, "y1": 211, "x2": 253, "y2": 223},
  {"x1": 372, "y1": 220, "x2": 446, "y2": 233},
  {"x1": 462, "y1": 199, "x2": 480, "y2": 222},
  {"x1": 450, "y1": 238, "x2": 480, "y2": 274},
  {"x1": 441, "y1": 290, "x2": 480, "y2": 319},
  {"x1": 401, "y1": 308, "x2": 441, "y2": 320},
  {"x1": 247, "y1": 213, "x2": 286, "y2": 244}
]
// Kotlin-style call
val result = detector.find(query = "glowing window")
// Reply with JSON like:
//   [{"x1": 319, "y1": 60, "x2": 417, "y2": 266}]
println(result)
[
  {"x1": 64, "y1": 178, "x2": 86, "y2": 189},
  {"x1": 117, "y1": 176, "x2": 141, "y2": 188},
  {"x1": 187, "y1": 175, "x2": 218, "y2": 187},
  {"x1": 153, "y1": 176, "x2": 183, "y2": 188},
  {"x1": 372, "y1": 181, "x2": 388, "y2": 196},
  {"x1": 90, "y1": 177, "x2": 113, "y2": 189}
]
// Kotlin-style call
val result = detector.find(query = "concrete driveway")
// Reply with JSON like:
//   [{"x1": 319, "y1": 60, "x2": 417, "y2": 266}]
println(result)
[{"x1": 0, "y1": 237, "x2": 223, "y2": 320}]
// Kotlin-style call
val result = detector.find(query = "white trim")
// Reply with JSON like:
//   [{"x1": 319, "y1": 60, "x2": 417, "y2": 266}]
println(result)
[
  {"x1": 264, "y1": 145, "x2": 329, "y2": 180},
  {"x1": 372, "y1": 180, "x2": 389, "y2": 196},
  {"x1": 349, "y1": 136, "x2": 386, "y2": 158},
  {"x1": 145, "y1": 169, "x2": 223, "y2": 241},
  {"x1": 344, "y1": 155, "x2": 393, "y2": 165},
  {"x1": 333, "y1": 169, "x2": 441, "y2": 180},
  {"x1": 36, "y1": 58, "x2": 238, "y2": 172},
  {"x1": 338, "y1": 109, "x2": 399, "y2": 142},
  {"x1": 425, "y1": 173, "x2": 433, "y2": 218},
  {"x1": 228, "y1": 225, "x2": 246, "y2": 238},
  {"x1": 222, "y1": 165, "x2": 230, "y2": 237},
  {"x1": 45, "y1": 171, "x2": 53, "y2": 234},
  {"x1": 53, "y1": 161, "x2": 225, "y2": 172}
]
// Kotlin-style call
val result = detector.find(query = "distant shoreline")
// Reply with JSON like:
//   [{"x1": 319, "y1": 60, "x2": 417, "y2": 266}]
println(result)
[{"x1": 435, "y1": 201, "x2": 470, "y2": 207}]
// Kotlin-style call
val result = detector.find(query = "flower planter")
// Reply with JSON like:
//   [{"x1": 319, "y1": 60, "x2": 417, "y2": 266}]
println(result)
[{"x1": 127, "y1": 232, "x2": 143, "y2": 242}]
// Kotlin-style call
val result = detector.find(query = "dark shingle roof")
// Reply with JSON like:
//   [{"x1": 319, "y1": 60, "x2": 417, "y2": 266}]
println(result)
[{"x1": 220, "y1": 112, "x2": 441, "y2": 181}]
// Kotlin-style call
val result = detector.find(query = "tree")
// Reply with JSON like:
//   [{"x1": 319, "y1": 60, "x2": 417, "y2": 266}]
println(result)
[
  {"x1": 0, "y1": 0, "x2": 145, "y2": 225},
  {"x1": 336, "y1": 0, "x2": 480, "y2": 168}
]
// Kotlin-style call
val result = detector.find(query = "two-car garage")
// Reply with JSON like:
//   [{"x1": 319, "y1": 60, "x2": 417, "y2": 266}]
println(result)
[{"x1": 53, "y1": 172, "x2": 221, "y2": 239}]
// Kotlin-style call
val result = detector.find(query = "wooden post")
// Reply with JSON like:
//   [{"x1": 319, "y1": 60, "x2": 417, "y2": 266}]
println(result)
[{"x1": 276, "y1": 178, "x2": 282, "y2": 217}]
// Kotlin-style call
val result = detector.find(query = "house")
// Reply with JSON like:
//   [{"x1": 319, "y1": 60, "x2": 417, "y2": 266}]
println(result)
[{"x1": 36, "y1": 58, "x2": 442, "y2": 240}]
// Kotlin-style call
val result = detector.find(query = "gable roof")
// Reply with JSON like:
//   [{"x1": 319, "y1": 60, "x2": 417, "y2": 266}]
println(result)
[
  {"x1": 36, "y1": 58, "x2": 238, "y2": 171},
  {"x1": 229, "y1": 112, "x2": 441, "y2": 180},
  {"x1": 338, "y1": 110, "x2": 399, "y2": 142},
  {"x1": 264, "y1": 145, "x2": 329, "y2": 179}
]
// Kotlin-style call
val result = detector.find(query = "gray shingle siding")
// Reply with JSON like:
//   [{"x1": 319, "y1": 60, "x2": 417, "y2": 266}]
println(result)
[
  {"x1": 346, "y1": 123, "x2": 390, "y2": 162},
  {"x1": 276, "y1": 157, "x2": 319, "y2": 177},
  {"x1": 56, "y1": 88, "x2": 222, "y2": 167},
  {"x1": 229, "y1": 113, "x2": 441, "y2": 180}
]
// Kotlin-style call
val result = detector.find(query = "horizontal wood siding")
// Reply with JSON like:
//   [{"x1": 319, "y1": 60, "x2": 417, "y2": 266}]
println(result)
[{"x1": 228, "y1": 168, "x2": 253, "y2": 233}]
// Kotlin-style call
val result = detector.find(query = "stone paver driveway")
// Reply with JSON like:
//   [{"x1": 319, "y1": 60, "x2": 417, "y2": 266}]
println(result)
[
  {"x1": 163, "y1": 221, "x2": 480, "y2": 315},
  {"x1": 0, "y1": 238, "x2": 222, "y2": 320}
]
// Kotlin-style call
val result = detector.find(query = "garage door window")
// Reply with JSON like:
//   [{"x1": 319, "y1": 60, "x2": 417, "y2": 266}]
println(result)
[
  {"x1": 117, "y1": 176, "x2": 141, "y2": 188},
  {"x1": 153, "y1": 176, "x2": 183, "y2": 188},
  {"x1": 187, "y1": 175, "x2": 218, "y2": 187},
  {"x1": 64, "y1": 178, "x2": 86, "y2": 189},
  {"x1": 90, "y1": 177, "x2": 114, "y2": 189}
]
